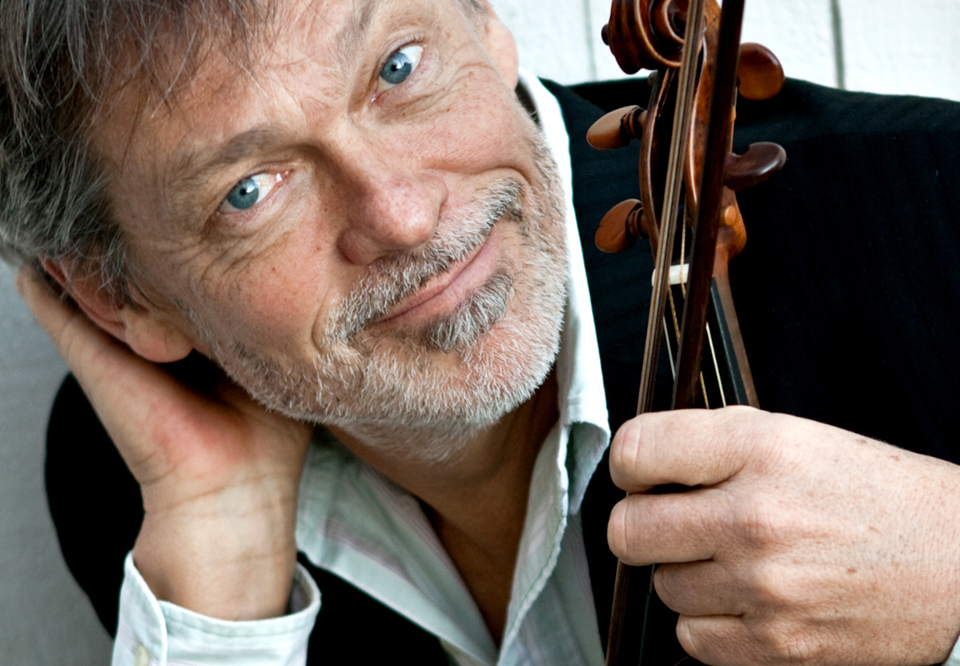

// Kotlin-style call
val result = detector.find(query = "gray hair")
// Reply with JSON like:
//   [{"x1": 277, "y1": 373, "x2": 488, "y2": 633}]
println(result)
[{"x1": 0, "y1": 0, "x2": 279, "y2": 303}]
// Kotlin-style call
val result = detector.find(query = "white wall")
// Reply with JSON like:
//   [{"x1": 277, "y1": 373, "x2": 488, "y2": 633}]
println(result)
[
  {"x1": 502, "y1": 0, "x2": 960, "y2": 101},
  {"x1": 2, "y1": 1, "x2": 958, "y2": 663}
]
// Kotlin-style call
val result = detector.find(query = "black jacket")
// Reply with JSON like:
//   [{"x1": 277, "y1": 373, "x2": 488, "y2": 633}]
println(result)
[{"x1": 46, "y1": 78, "x2": 960, "y2": 664}]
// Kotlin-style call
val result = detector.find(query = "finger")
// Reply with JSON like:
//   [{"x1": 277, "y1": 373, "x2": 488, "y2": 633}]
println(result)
[
  {"x1": 16, "y1": 263, "x2": 111, "y2": 369},
  {"x1": 16, "y1": 264, "x2": 199, "y2": 458},
  {"x1": 608, "y1": 488, "x2": 727, "y2": 564},
  {"x1": 675, "y1": 615, "x2": 752, "y2": 666},
  {"x1": 676, "y1": 614, "x2": 823, "y2": 666},
  {"x1": 655, "y1": 561, "x2": 749, "y2": 617},
  {"x1": 17, "y1": 264, "x2": 155, "y2": 392},
  {"x1": 609, "y1": 407, "x2": 769, "y2": 492}
]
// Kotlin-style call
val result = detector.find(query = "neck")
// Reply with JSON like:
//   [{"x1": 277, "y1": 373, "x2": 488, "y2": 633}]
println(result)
[{"x1": 329, "y1": 370, "x2": 560, "y2": 643}]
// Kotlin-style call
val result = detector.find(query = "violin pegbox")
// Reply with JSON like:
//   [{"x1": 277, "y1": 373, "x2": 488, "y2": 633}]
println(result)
[
  {"x1": 587, "y1": 105, "x2": 656, "y2": 253},
  {"x1": 586, "y1": 105, "x2": 646, "y2": 150}
]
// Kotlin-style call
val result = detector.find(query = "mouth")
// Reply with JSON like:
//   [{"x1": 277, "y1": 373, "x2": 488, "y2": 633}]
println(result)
[{"x1": 375, "y1": 223, "x2": 502, "y2": 329}]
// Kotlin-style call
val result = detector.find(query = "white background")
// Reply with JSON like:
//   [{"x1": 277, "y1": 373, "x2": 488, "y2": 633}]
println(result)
[{"x1": 2, "y1": 1, "x2": 957, "y2": 662}]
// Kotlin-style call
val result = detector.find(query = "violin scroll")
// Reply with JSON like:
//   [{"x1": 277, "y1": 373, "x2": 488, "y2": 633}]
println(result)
[{"x1": 601, "y1": 0, "x2": 687, "y2": 73}]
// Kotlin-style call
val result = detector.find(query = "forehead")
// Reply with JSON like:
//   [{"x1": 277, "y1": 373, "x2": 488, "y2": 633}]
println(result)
[
  {"x1": 100, "y1": 0, "x2": 452, "y2": 132},
  {"x1": 91, "y1": 0, "x2": 481, "y2": 225}
]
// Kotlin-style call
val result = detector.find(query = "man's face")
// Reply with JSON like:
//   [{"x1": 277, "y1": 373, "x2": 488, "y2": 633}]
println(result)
[{"x1": 95, "y1": 0, "x2": 567, "y2": 460}]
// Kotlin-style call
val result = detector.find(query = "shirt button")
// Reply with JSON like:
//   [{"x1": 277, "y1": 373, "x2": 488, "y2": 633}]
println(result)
[{"x1": 134, "y1": 645, "x2": 150, "y2": 666}]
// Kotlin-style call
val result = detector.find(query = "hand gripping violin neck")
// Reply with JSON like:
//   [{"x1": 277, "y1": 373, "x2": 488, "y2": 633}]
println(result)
[{"x1": 586, "y1": 0, "x2": 786, "y2": 663}]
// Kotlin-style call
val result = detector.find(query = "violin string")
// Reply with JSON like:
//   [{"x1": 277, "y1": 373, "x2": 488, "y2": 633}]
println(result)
[
  {"x1": 635, "y1": 0, "x2": 707, "y2": 416},
  {"x1": 682, "y1": 210, "x2": 728, "y2": 408},
  {"x1": 611, "y1": 2, "x2": 709, "y2": 664},
  {"x1": 676, "y1": 208, "x2": 713, "y2": 408},
  {"x1": 706, "y1": 323, "x2": 727, "y2": 407},
  {"x1": 662, "y1": 318, "x2": 677, "y2": 380},
  {"x1": 684, "y1": 216, "x2": 728, "y2": 408}
]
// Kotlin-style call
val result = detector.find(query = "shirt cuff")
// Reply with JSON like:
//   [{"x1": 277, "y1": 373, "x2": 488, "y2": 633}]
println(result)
[{"x1": 112, "y1": 552, "x2": 320, "y2": 666}]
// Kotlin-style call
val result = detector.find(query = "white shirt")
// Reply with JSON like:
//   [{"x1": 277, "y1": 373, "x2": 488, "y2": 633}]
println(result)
[{"x1": 110, "y1": 71, "x2": 614, "y2": 666}]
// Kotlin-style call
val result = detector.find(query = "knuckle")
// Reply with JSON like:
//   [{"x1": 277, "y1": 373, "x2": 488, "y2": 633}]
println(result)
[
  {"x1": 742, "y1": 560, "x2": 796, "y2": 609},
  {"x1": 728, "y1": 491, "x2": 794, "y2": 549},
  {"x1": 752, "y1": 619, "x2": 826, "y2": 664}
]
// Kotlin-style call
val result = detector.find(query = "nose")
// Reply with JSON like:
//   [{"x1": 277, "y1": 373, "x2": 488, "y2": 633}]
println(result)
[{"x1": 334, "y1": 137, "x2": 447, "y2": 266}]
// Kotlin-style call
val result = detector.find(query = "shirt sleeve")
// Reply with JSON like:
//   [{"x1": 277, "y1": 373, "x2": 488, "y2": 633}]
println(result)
[{"x1": 111, "y1": 552, "x2": 320, "y2": 666}]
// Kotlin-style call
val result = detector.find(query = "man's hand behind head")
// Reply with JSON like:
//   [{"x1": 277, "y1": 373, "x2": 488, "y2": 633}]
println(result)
[{"x1": 17, "y1": 263, "x2": 312, "y2": 621}]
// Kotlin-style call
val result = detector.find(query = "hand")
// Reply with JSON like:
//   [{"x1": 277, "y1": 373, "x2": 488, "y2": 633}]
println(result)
[
  {"x1": 17, "y1": 266, "x2": 313, "y2": 620},
  {"x1": 608, "y1": 406, "x2": 960, "y2": 666}
]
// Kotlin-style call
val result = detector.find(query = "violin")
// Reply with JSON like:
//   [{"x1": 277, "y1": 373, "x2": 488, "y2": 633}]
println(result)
[{"x1": 586, "y1": 0, "x2": 787, "y2": 663}]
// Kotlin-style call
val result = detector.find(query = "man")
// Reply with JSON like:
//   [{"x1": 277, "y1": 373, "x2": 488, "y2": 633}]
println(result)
[{"x1": 4, "y1": 0, "x2": 960, "y2": 664}]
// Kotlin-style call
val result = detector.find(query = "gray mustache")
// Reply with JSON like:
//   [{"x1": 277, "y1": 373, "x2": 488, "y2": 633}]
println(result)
[{"x1": 331, "y1": 179, "x2": 523, "y2": 339}]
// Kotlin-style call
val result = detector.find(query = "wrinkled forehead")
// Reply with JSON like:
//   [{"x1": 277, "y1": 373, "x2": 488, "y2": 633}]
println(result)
[
  {"x1": 98, "y1": 0, "x2": 478, "y2": 111},
  {"x1": 90, "y1": 0, "x2": 478, "y2": 162}
]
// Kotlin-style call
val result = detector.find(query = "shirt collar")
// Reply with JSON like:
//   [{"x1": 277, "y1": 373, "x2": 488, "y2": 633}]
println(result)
[{"x1": 517, "y1": 69, "x2": 610, "y2": 514}]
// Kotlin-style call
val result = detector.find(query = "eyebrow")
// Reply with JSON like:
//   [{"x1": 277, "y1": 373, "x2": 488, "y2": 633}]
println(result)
[
  {"x1": 165, "y1": 126, "x2": 290, "y2": 222},
  {"x1": 163, "y1": 0, "x2": 393, "y2": 222},
  {"x1": 334, "y1": 0, "x2": 383, "y2": 73}
]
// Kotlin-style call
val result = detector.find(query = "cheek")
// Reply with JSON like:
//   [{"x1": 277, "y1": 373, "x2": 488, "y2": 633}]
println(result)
[
  {"x1": 178, "y1": 225, "x2": 344, "y2": 356},
  {"x1": 410, "y1": 77, "x2": 533, "y2": 175}
]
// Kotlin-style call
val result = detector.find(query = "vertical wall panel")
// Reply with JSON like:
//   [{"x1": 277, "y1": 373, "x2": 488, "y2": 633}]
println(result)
[
  {"x1": 839, "y1": 0, "x2": 960, "y2": 101},
  {"x1": 492, "y1": 0, "x2": 597, "y2": 84},
  {"x1": 740, "y1": 0, "x2": 836, "y2": 89},
  {"x1": 507, "y1": 0, "x2": 839, "y2": 86},
  {"x1": 504, "y1": 0, "x2": 960, "y2": 101}
]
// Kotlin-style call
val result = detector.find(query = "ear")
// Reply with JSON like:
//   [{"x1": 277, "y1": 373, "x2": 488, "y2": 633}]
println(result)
[
  {"x1": 474, "y1": 1, "x2": 519, "y2": 89},
  {"x1": 41, "y1": 258, "x2": 195, "y2": 364}
]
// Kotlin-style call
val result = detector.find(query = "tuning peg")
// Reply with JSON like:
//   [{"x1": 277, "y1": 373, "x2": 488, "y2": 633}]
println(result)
[
  {"x1": 595, "y1": 199, "x2": 643, "y2": 253},
  {"x1": 738, "y1": 43, "x2": 785, "y2": 101},
  {"x1": 587, "y1": 106, "x2": 646, "y2": 150},
  {"x1": 723, "y1": 142, "x2": 787, "y2": 191}
]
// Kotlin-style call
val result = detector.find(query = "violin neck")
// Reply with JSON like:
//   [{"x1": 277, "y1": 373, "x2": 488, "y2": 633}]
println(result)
[
  {"x1": 660, "y1": 271, "x2": 758, "y2": 410},
  {"x1": 709, "y1": 267, "x2": 759, "y2": 408}
]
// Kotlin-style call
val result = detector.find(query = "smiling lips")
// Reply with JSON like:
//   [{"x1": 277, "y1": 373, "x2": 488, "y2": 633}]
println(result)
[{"x1": 376, "y1": 224, "x2": 503, "y2": 328}]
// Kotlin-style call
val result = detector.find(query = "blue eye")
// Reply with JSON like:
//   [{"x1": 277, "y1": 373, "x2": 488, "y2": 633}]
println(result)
[
  {"x1": 220, "y1": 172, "x2": 281, "y2": 213},
  {"x1": 379, "y1": 44, "x2": 423, "y2": 89}
]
